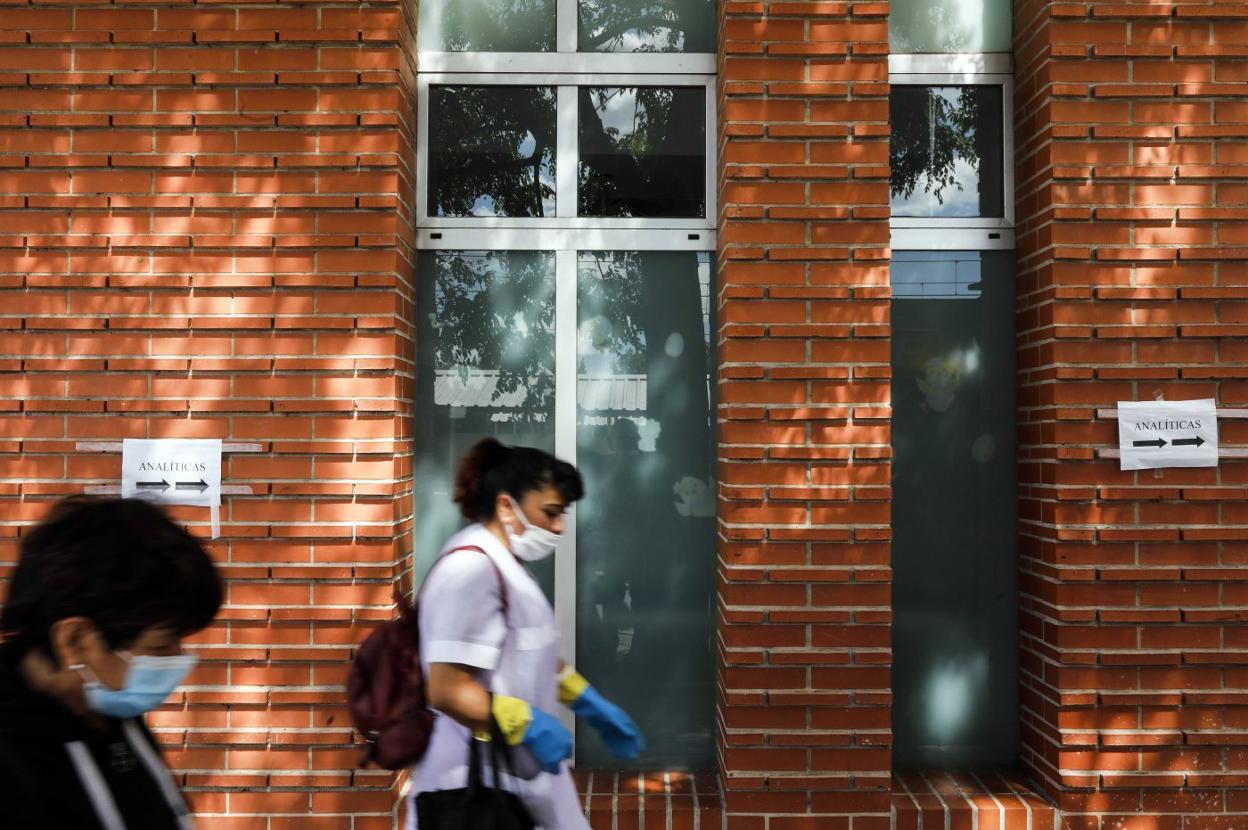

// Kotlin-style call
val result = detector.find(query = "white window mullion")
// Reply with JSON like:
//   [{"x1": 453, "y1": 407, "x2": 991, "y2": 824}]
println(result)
[
  {"x1": 557, "y1": 0, "x2": 577, "y2": 53},
  {"x1": 415, "y1": 76, "x2": 431, "y2": 225},
  {"x1": 704, "y1": 78, "x2": 717, "y2": 226},
  {"x1": 553, "y1": 247, "x2": 578, "y2": 741},
  {"x1": 556, "y1": 86, "x2": 577, "y2": 221}
]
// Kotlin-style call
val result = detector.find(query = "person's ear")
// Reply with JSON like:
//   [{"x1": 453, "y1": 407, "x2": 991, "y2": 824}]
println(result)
[
  {"x1": 495, "y1": 492, "x2": 514, "y2": 527},
  {"x1": 48, "y1": 617, "x2": 107, "y2": 670}
]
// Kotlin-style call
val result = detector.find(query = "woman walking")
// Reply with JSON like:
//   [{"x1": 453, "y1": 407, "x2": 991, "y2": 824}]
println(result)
[
  {"x1": 0, "y1": 497, "x2": 223, "y2": 829},
  {"x1": 409, "y1": 438, "x2": 644, "y2": 829}
]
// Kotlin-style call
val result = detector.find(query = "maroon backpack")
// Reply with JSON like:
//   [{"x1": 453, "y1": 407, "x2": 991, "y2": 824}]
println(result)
[{"x1": 347, "y1": 546, "x2": 506, "y2": 770}]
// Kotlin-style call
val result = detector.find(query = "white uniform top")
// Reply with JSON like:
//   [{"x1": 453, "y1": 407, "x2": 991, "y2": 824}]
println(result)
[{"x1": 406, "y1": 523, "x2": 589, "y2": 830}]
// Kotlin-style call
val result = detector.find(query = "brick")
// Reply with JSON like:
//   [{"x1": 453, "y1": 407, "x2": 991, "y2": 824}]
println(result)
[{"x1": 0, "y1": 3, "x2": 414, "y2": 825}]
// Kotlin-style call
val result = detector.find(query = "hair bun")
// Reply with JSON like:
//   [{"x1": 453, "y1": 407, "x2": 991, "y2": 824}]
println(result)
[{"x1": 453, "y1": 438, "x2": 509, "y2": 518}]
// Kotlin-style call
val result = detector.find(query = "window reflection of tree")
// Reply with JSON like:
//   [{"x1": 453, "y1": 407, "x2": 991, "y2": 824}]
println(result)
[
  {"x1": 578, "y1": 0, "x2": 714, "y2": 52},
  {"x1": 575, "y1": 251, "x2": 716, "y2": 768},
  {"x1": 579, "y1": 87, "x2": 705, "y2": 218},
  {"x1": 414, "y1": 250, "x2": 558, "y2": 594},
  {"x1": 425, "y1": 251, "x2": 555, "y2": 419},
  {"x1": 429, "y1": 87, "x2": 557, "y2": 218},
  {"x1": 890, "y1": 0, "x2": 975, "y2": 53},
  {"x1": 890, "y1": 86, "x2": 1001, "y2": 217},
  {"x1": 421, "y1": 0, "x2": 557, "y2": 52}
]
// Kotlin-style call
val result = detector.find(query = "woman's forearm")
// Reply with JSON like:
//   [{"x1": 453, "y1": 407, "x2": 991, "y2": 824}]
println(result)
[{"x1": 426, "y1": 662, "x2": 491, "y2": 731}]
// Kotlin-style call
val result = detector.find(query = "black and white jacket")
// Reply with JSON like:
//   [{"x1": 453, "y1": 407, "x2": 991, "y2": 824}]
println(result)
[{"x1": 0, "y1": 651, "x2": 195, "y2": 830}]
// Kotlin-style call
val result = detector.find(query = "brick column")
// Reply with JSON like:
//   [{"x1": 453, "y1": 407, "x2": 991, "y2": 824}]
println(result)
[
  {"x1": 717, "y1": 1, "x2": 893, "y2": 826},
  {"x1": 1014, "y1": 1, "x2": 1248, "y2": 826},
  {"x1": 0, "y1": 3, "x2": 416, "y2": 826}
]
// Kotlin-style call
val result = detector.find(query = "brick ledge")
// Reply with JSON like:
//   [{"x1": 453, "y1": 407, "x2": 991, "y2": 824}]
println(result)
[
  {"x1": 575, "y1": 771, "x2": 722, "y2": 829},
  {"x1": 892, "y1": 769, "x2": 1058, "y2": 830}
]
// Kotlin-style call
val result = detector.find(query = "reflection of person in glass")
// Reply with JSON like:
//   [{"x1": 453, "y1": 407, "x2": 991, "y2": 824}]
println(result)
[
  {"x1": 410, "y1": 439, "x2": 644, "y2": 829},
  {"x1": 583, "y1": 419, "x2": 647, "y2": 670}
]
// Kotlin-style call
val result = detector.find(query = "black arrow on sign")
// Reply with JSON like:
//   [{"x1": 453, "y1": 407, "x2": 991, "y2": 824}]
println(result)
[
  {"x1": 1133, "y1": 438, "x2": 1167, "y2": 448},
  {"x1": 1173, "y1": 436, "x2": 1205, "y2": 447},
  {"x1": 176, "y1": 479, "x2": 209, "y2": 493},
  {"x1": 137, "y1": 480, "x2": 170, "y2": 492}
]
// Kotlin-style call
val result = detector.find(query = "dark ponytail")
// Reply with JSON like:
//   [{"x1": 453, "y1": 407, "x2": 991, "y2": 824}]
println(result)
[{"x1": 453, "y1": 438, "x2": 584, "y2": 521}]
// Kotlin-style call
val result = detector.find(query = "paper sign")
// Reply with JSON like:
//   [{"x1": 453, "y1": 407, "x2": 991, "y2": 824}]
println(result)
[
  {"x1": 122, "y1": 439, "x2": 223, "y2": 536},
  {"x1": 1117, "y1": 399, "x2": 1218, "y2": 471}
]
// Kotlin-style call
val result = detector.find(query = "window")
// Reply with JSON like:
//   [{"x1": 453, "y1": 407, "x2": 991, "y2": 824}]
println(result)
[
  {"x1": 889, "y1": 251, "x2": 1018, "y2": 769},
  {"x1": 416, "y1": 76, "x2": 716, "y2": 229},
  {"x1": 889, "y1": 10, "x2": 1018, "y2": 769},
  {"x1": 890, "y1": 85, "x2": 1004, "y2": 220},
  {"x1": 415, "y1": 0, "x2": 717, "y2": 770},
  {"x1": 419, "y1": 0, "x2": 714, "y2": 54},
  {"x1": 889, "y1": 0, "x2": 1012, "y2": 53},
  {"x1": 889, "y1": 56, "x2": 1014, "y2": 249}
]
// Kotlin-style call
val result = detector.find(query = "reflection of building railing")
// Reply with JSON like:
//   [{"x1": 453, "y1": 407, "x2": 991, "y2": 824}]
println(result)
[{"x1": 436, "y1": 369, "x2": 648, "y2": 412}]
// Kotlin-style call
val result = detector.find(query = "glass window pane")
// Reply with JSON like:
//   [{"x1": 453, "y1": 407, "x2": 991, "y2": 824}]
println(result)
[
  {"x1": 575, "y1": 251, "x2": 716, "y2": 770},
  {"x1": 889, "y1": 0, "x2": 1011, "y2": 53},
  {"x1": 419, "y1": 0, "x2": 556, "y2": 52},
  {"x1": 578, "y1": 87, "x2": 705, "y2": 218},
  {"x1": 429, "y1": 86, "x2": 557, "y2": 218},
  {"x1": 579, "y1": 0, "x2": 715, "y2": 52},
  {"x1": 890, "y1": 250, "x2": 1018, "y2": 768},
  {"x1": 890, "y1": 86, "x2": 1004, "y2": 219},
  {"x1": 414, "y1": 250, "x2": 557, "y2": 597}
]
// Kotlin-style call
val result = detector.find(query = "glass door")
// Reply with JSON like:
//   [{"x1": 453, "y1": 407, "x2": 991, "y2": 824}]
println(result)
[{"x1": 890, "y1": 250, "x2": 1019, "y2": 768}]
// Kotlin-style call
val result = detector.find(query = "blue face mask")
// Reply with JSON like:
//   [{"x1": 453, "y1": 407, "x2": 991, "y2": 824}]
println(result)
[{"x1": 78, "y1": 651, "x2": 198, "y2": 719}]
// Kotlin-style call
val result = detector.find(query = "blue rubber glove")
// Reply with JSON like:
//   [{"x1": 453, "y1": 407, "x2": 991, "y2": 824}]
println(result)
[
  {"x1": 560, "y1": 672, "x2": 645, "y2": 761},
  {"x1": 492, "y1": 695, "x2": 572, "y2": 774}
]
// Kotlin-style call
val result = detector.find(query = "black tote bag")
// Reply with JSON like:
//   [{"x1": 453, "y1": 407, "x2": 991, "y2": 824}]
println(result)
[{"x1": 414, "y1": 719, "x2": 536, "y2": 830}]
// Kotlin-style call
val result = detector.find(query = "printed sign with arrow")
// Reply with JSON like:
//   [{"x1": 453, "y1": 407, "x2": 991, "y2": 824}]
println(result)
[
  {"x1": 121, "y1": 440, "x2": 222, "y2": 509},
  {"x1": 1118, "y1": 399, "x2": 1218, "y2": 471}
]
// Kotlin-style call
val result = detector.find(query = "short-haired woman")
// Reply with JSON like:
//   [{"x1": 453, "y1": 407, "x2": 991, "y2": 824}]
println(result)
[
  {"x1": 409, "y1": 439, "x2": 644, "y2": 830},
  {"x1": 0, "y1": 496, "x2": 223, "y2": 829}
]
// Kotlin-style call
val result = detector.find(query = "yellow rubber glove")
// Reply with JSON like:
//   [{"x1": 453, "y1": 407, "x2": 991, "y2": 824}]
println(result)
[
  {"x1": 491, "y1": 694, "x2": 533, "y2": 746},
  {"x1": 557, "y1": 666, "x2": 591, "y2": 707},
  {"x1": 490, "y1": 694, "x2": 572, "y2": 773}
]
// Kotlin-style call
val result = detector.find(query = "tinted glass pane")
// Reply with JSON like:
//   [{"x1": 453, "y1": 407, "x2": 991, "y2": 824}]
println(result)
[
  {"x1": 890, "y1": 86, "x2": 1004, "y2": 219},
  {"x1": 891, "y1": 251, "x2": 1018, "y2": 768},
  {"x1": 890, "y1": 0, "x2": 1011, "y2": 53},
  {"x1": 429, "y1": 86, "x2": 557, "y2": 218},
  {"x1": 419, "y1": 0, "x2": 556, "y2": 52},
  {"x1": 579, "y1": 0, "x2": 715, "y2": 52},
  {"x1": 414, "y1": 250, "x2": 557, "y2": 597},
  {"x1": 575, "y1": 251, "x2": 715, "y2": 769},
  {"x1": 578, "y1": 87, "x2": 705, "y2": 218}
]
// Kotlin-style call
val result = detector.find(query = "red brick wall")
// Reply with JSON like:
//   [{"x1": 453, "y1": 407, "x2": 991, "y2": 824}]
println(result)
[
  {"x1": 0, "y1": 3, "x2": 417, "y2": 827},
  {"x1": 1014, "y1": 1, "x2": 1248, "y2": 827},
  {"x1": 717, "y1": 1, "x2": 894, "y2": 827}
]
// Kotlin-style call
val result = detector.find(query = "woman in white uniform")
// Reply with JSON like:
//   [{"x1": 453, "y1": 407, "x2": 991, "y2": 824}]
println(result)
[{"x1": 408, "y1": 439, "x2": 645, "y2": 830}]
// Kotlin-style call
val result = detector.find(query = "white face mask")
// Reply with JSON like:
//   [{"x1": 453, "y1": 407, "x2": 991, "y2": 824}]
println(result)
[{"x1": 504, "y1": 495, "x2": 562, "y2": 562}]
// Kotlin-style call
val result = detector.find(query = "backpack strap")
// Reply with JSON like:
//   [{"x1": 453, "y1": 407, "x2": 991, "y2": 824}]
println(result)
[
  {"x1": 448, "y1": 545, "x2": 509, "y2": 618},
  {"x1": 415, "y1": 544, "x2": 510, "y2": 620}
]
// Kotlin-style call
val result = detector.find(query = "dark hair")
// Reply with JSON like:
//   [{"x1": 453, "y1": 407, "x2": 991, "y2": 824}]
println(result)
[
  {"x1": 453, "y1": 438, "x2": 584, "y2": 522},
  {"x1": 1, "y1": 497, "x2": 223, "y2": 658}
]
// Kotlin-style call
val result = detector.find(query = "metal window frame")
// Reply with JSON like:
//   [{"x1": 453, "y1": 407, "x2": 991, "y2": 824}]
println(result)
[
  {"x1": 416, "y1": 0, "x2": 716, "y2": 75},
  {"x1": 417, "y1": 233, "x2": 716, "y2": 742},
  {"x1": 415, "y1": 10, "x2": 720, "y2": 750},
  {"x1": 415, "y1": 73, "x2": 718, "y2": 231},
  {"x1": 888, "y1": 53, "x2": 1016, "y2": 251}
]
